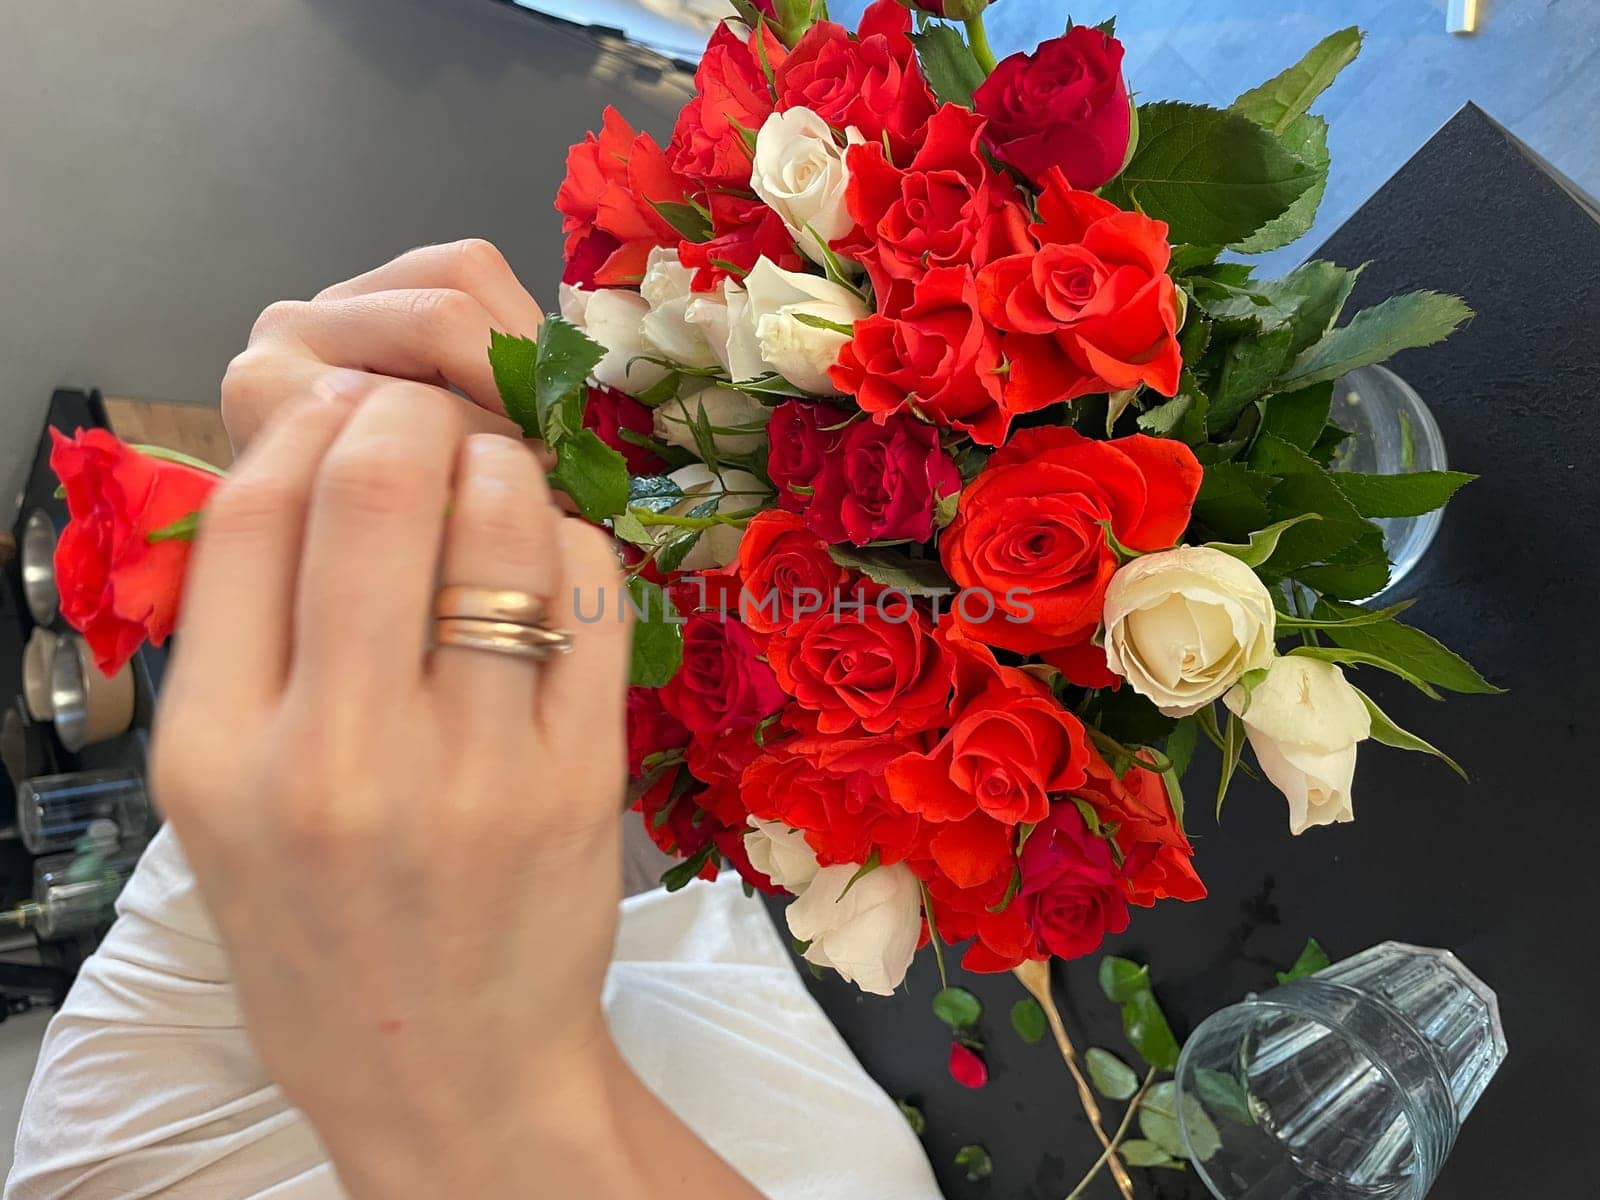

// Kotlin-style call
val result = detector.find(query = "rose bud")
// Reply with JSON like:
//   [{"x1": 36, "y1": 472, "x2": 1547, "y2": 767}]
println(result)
[
  {"x1": 785, "y1": 860, "x2": 923, "y2": 995},
  {"x1": 895, "y1": 0, "x2": 992, "y2": 20}
]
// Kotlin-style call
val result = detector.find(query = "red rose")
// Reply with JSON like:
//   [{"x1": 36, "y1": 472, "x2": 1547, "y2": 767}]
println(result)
[
  {"x1": 562, "y1": 229, "x2": 620, "y2": 289},
  {"x1": 660, "y1": 611, "x2": 787, "y2": 735},
  {"x1": 669, "y1": 23, "x2": 787, "y2": 188},
  {"x1": 1075, "y1": 753, "x2": 1205, "y2": 907},
  {"x1": 555, "y1": 107, "x2": 691, "y2": 286},
  {"x1": 633, "y1": 768, "x2": 716, "y2": 872},
  {"x1": 838, "y1": 104, "x2": 1032, "y2": 307},
  {"x1": 766, "y1": 400, "x2": 845, "y2": 513},
  {"x1": 49, "y1": 429, "x2": 220, "y2": 676},
  {"x1": 831, "y1": 267, "x2": 1009, "y2": 446},
  {"x1": 1019, "y1": 801, "x2": 1130, "y2": 960},
  {"x1": 775, "y1": 0, "x2": 936, "y2": 164},
  {"x1": 921, "y1": 866, "x2": 1035, "y2": 973},
  {"x1": 733, "y1": 510, "x2": 849, "y2": 635},
  {"x1": 807, "y1": 414, "x2": 961, "y2": 546},
  {"x1": 687, "y1": 722, "x2": 766, "y2": 789},
  {"x1": 978, "y1": 175, "x2": 1182, "y2": 409},
  {"x1": 973, "y1": 26, "x2": 1132, "y2": 190},
  {"x1": 741, "y1": 727, "x2": 923, "y2": 867},
  {"x1": 584, "y1": 386, "x2": 665, "y2": 477},
  {"x1": 626, "y1": 687, "x2": 689, "y2": 777},
  {"x1": 939, "y1": 427, "x2": 1202, "y2": 654},
  {"x1": 768, "y1": 600, "x2": 953, "y2": 735},
  {"x1": 887, "y1": 652, "x2": 1090, "y2": 826},
  {"x1": 678, "y1": 192, "x2": 806, "y2": 292}
]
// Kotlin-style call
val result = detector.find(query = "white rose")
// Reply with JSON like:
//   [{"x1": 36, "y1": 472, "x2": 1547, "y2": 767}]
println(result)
[
  {"x1": 739, "y1": 257, "x2": 867, "y2": 395},
  {"x1": 653, "y1": 384, "x2": 771, "y2": 456},
  {"x1": 784, "y1": 861, "x2": 921, "y2": 997},
  {"x1": 683, "y1": 279, "x2": 766, "y2": 382},
  {"x1": 1224, "y1": 655, "x2": 1372, "y2": 836},
  {"x1": 558, "y1": 283, "x2": 668, "y2": 395},
  {"x1": 1103, "y1": 546, "x2": 1277, "y2": 717},
  {"x1": 751, "y1": 107, "x2": 861, "y2": 268},
  {"x1": 743, "y1": 818, "x2": 820, "y2": 894},
  {"x1": 639, "y1": 247, "x2": 724, "y2": 370},
  {"x1": 666, "y1": 463, "x2": 771, "y2": 571}
]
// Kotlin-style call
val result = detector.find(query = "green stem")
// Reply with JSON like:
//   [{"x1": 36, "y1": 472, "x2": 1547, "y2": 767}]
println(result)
[
  {"x1": 964, "y1": 14, "x2": 998, "y2": 73},
  {"x1": 632, "y1": 511, "x2": 749, "y2": 531},
  {"x1": 1065, "y1": 1069, "x2": 1158, "y2": 1200}
]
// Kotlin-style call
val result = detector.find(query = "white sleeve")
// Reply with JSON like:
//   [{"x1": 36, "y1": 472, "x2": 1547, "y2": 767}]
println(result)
[{"x1": 8, "y1": 829, "x2": 941, "y2": 1200}]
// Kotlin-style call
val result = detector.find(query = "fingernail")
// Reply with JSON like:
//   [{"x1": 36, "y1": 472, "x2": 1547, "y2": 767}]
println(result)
[{"x1": 310, "y1": 369, "x2": 371, "y2": 407}]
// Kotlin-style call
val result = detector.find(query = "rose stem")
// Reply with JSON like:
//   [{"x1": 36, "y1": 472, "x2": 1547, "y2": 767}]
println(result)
[
  {"x1": 964, "y1": 15, "x2": 999, "y2": 74},
  {"x1": 1065, "y1": 1069, "x2": 1157, "y2": 1200},
  {"x1": 1012, "y1": 961, "x2": 1137, "y2": 1200}
]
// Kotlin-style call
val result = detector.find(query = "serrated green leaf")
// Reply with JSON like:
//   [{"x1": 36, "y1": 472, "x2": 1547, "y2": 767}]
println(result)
[
  {"x1": 1204, "y1": 513, "x2": 1321, "y2": 568},
  {"x1": 827, "y1": 545, "x2": 954, "y2": 594},
  {"x1": 1103, "y1": 102, "x2": 1318, "y2": 247},
  {"x1": 1231, "y1": 27, "x2": 1362, "y2": 135},
  {"x1": 1232, "y1": 113, "x2": 1329, "y2": 254},
  {"x1": 933, "y1": 986, "x2": 983, "y2": 1030},
  {"x1": 547, "y1": 429, "x2": 629, "y2": 521},
  {"x1": 649, "y1": 199, "x2": 712, "y2": 242},
  {"x1": 1099, "y1": 956, "x2": 1151, "y2": 1004},
  {"x1": 1165, "y1": 715, "x2": 1200, "y2": 780},
  {"x1": 1261, "y1": 261, "x2": 1363, "y2": 355},
  {"x1": 1258, "y1": 381, "x2": 1334, "y2": 452},
  {"x1": 1277, "y1": 937, "x2": 1331, "y2": 984},
  {"x1": 1192, "y1": 1068, "x2": 1255, "y2": 1126},
  {"x1": 488, "y1": 329, "x2": 542, "y2": 439},
  {"x1": 1118, "y1": 1139, "x2": 1178, "y2": 1168},
  {"x1": 661, "y1": 840, "x2": 716, "y2": 891},
  {"x1": 535, "y1": 317, "x2": 606, "y2": 444},
  {"x1": 1137, "y1": 393, "x2": 1198, "y2": 437},
  {"x1": 1010, "y1": 997, "x2": 1047, "y2": 1045},
  {"x1": 629, "y1": 474, "x2": 687, "y2": 512},
  {"x1": 1332, "y1": 470, "x2": 1476, "y2": 518},
  {"x1": 1086, "y1": 1047, "x2": 1140, "y2": 1101},
  {"x1": 1194, "y1": 463, "x2": 1276, "y2": 538},
  {"x1": 610, "y1": 510, "x2": 651, "y2": 545},
  {"x1": 910, "y1": 25, "x2": 986, "y2": 107},
  {"x1": 1123, "y1": 989, "x2": 1181, "y2": 1072},
  {"x1": 1141, "y1": 1081, "x2": 1221, "y2": 1161},
  {"x1": 1357, "y1": 688, "x2": 1468, "y2": 780},
  {"x1": 1209, "y1": 325, "x2": 1296, "y2": 433},
  {"x1": 1276, "y1": 598, "x2": 1416, "y2": 630},
  {"x1": 627, "y1": 576, "x2": 683, "y2": 688},
  {"x1": 1278, "y1": 292, "x2": 1474, "y2": 389},
  {"x1": 1316, "y1": 599, "x2": 1501, "y2": 694},
  {"x1": 1287, "y1": 645, "x2": 1443, "y2": 699}
]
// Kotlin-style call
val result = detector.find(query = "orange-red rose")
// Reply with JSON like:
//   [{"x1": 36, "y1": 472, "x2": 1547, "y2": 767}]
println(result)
[
  {"x1": 668, "y1": 22, "x2": 787, "y2": 187},
  {"x1": 939, "y1": 427, "x2": 1202, "y2": 654},
  {"x1": 732, "y1": 510, "x2": 849, "y2": 635},
  {"x1": 1075, "y1": 752, "x2": 1205, "y2": 907}
]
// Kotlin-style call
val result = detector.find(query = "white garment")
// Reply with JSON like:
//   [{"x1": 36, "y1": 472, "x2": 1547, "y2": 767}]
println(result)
[{"x1": 6, "y1": 827, "x2": 940, "y2": 1200}]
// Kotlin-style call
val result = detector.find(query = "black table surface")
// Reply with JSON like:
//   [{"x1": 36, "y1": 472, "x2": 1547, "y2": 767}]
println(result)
[{"x1": 776, "y1": 105, "x2": 1600, "y2": 1200}]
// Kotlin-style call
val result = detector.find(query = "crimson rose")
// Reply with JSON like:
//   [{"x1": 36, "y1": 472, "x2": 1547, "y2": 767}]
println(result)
[
  {"x1": 1075, "y1": 752, "x2": 1205, "y2": 907},
  {"x1": 626, "y1": 687, "x2": 688, "y2": 778},
  {"x1": 678, "y1": 192, "x2": 806, "y2": 292},
  {"x1": 1019, "y1": 801, "x2": 1130, "y2": 960},
  {"x1": 766, "y1": 400, "x2": 843, "y2": 513},
  {"x1": 584, "y1": 386, "x2": 664, "y2": 477},
  {"x1": 807, "y1": 414, "x2": 961, "y2": 546},
  {"x1": 660, "y1": 611, "x2": 786, "y2": 735}
]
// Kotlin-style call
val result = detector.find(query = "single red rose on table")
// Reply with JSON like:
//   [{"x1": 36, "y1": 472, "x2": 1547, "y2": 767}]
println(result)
[
  {"x1": 677, "y1": 192, "x2": 807, "y2": 292},
  {"x1": 583, "y1": 386, "x2": 665, "y2": 477},
  {"x1": 766, "y1": 400, "x2": 845, "y2": 513},
  {"x1": 1019, "y1": 799, "x2": 1131, "y2": 960},
  {"x1": 1075, "y1": 752, "x2": 1205, "y2": 906},
  {"x1": 973, "y1": 26, "x2": 1132, "y2": 190},
  {"x1": 979, "y1": 173, "x2": 1183, "y2": 410},
  {"x1": 838, "y1": 103, "x2": 1032, "y2": 310},
  {"x1": 831, "y1": 266, "x2": 1009, "y2": 446},
  {"x1": 555, "y1": 106, "x2": 689, "y2": 286},
  {"x1": 49, "y1": 429, "x2": 221, "y2": 677},
  {"x1": 806, "y1": 413, "x2": 961, "y2": 546},
  {"x1": 732, "y1": 510, "x2": 850, "y2": 635},
  {"x1": 660, "y1": 610, "x2": 787, "y2": 735},
  {"x1": 775, "y1": 0, "x2": 936, "y2": 165},
  {"x1": 939, "y1": 426, "x2": 1202, "y2": 654},
  {"x1": 768, "y1": 599, "x2": 953, "y2": 736},
  {"x1": 669, "y1": 22, "x2": 788, "y2": 188}
]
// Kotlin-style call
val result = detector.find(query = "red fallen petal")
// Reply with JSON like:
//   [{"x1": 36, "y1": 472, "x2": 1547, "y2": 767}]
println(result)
[{"x1": 949, "y1": 1041, "x2": 989, "y2": 1089}]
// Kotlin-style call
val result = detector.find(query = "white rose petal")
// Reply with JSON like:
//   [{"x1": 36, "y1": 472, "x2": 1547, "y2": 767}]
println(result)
[
  {"x1": 1103, "y1": 546, "x2": 1278, "y2": 717},
  {"x1": 1224, "y1": 655, "x2": 1372, "y2": 836},
  {"x1": 784, "y1": 861, "x2": 922, "y2": 996},
  {"x1": 639, "y1": 247, "x2": 724, "y2": 370},
  {"x1": 666, "y1": 464, "x2": 771, "y2": 571},
  {"x1": 737, "y1": 257, "x2": 867, "y2": 395},
  {"x1": 558, "y1": 282, "x2": 668, "y2": 395},
  {"x1": 653, "y1": 384, "x2": 771, "y2": 456},
  {"x1": 743, "y1": 818, "x2": 820, "y2": 894},
  {"x1": 751, "y1": 107, "x2": 862, "y2": 268}
]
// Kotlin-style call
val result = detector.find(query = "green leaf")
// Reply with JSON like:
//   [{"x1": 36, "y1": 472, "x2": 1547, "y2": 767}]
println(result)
[
  {"x1": 1137, "y1": 393, "x2": 1199, "y2": 438},
  {"x1": 1332, "y1": 470, "x2": 1476, "y2": 518},
  {"x1": 1123, "y1": 989, "x2": 1181, "y2": 1072},
  {"x1": 1204, "y1": 513, "x2": 1320, "y2": 568},
  {"x1": 827, "y1": 545, "x2": 954, "y2": 594},
  {"x1": 1258, "y1": 381, "x2": 1334, "y2": 452},
  {"x1": 896, "y1": 1099, "x2": 927, "y2": 1136},
  {"x1": 1102, "y1": 102, "x2": 1319, "y2": 247},
  {"x1": 1193, "y1": 463, "x2": 1276, "y2": 539},
  {"x1": 1192, "y1": 1069, "x2": 1255, "y2": 1126},
  {"x1": 1246, "y1": 434, "x2": 1376, "y2": 577},
  {"x1": 629, "y1": 474, "x2": 687, "y2": 512},
  {"x1": 1277, "y1": 937, "x2": 1331, "y2": 984},
  {"x1": 1118, "y1": 1139, "x2": 1178, "y2": 1168},
  {"x1": 146, "y1": 512, "x2": 201, "y2": 543},
  {"x1": 535, "y1": 317, "x2": 606, "y2": 444},
  {"x1": 953, "y1": 1145, "x2": 993, "y2": 1183},
  {"x1": 1232, "y1": 113, "x2": 1329, "y2": 254},
  {"x1": 1314, "y1": 599, "x2": 1502, "y2": 694},
  {"x1": 649, "y1": 199, "x2": 712, "y2": 242},
  {"x1": 1082, "y1": 685, "x2": 1177, "y2": 747},
  {"x1": 1208, "y1": 325, "x2": 1296, "y2": 433},
  {"x1": 933, "y1": 986, "x2": 983, "y2": 1031},
  {"x1": 489, "y1": 329, "x2": 542, "y2": 439},
  {"x1": 1216, "y1": 708, "x2": 1245, "y2": 818},
  {"x1": 1276, "y1": 598, "x2": 1416, "y2": 630},
  {"x1": 627, "y1": 576, "x2": 683, "y2": 688},
  {"x1": 1099, "y1": 957, "x2": 1151, "y2": 1004},
  {"x1": 1165, "y1": 714, "x2": 1200, "y2": 782},
  {"x1": 129, "y1": 444, "x2": 228, "y2": 477},
  {"x1": 547, "y1": 429, "x2": 630, "y2": 522},
  {"x1": 1086, "y1": 1047, "x2": 1140, "y2": 1101},
  {"x1": 610, "y1": 510, "x2": 651, "y2": 545},
  {"x1": 910, "y1": 25, "x2": 987, "y2": 107},
  {"x1": 661, "y1": 841, "x2": 716, "y2": 891},
  {"x1": 1278, "y1": 292, "x2": 1474, "y2": 389},
  {"x1": 789, "y1": 310, "x2": 856, "y2": 337},
  {"x1": 1287, "y1": 645, "x2": 1443, "y2": 700},
  {"x1": 1010, "y1": 997, "x2": 1047, "y2": 1045},
  {"x1": 1260, "y1": 261, "x2": 1363, "y2": 355},
  {"x1": 1231, "y1": 27, "x2": 1362, "y2": 135},
  {"x1": 1357, "y1": 688, "x2": 1469, "y2": 780},
  {"x1": 1141, "y1": 1081, "x2": 1221, "y2": 1161}
]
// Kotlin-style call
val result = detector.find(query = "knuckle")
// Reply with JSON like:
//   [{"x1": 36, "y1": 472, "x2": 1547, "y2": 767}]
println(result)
[
  {"x1": 450, "y1": 238, "x2": 511, "y2": 291},
  {"x1": 250, "y1": 299, "x2": 307, "y2": 343},
  {"x1": 406, "y1": 287, "x2": 483, "y2": 339},
  {"x1": 219, "y1": 348, "x2": 268, "y2": 431}
]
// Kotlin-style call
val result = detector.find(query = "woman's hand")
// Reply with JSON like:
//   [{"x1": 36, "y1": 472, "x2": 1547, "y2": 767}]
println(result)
[
  {"x1": 150, "y1": 376, "x2": 760, "y2": 1199},
  {"x1": 220, "y1": 239, "x2": 543, "y2": 451}
]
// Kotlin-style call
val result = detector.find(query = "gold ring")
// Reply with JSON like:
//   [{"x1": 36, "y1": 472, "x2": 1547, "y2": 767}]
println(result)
[
  {"x1": 433, "y1": 585, "x2": 547, "y2": 626},
  {"x1": 433, "y1": 617, "x2": 574, "y2": 661}
]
